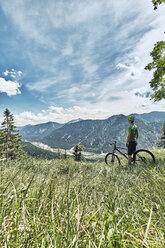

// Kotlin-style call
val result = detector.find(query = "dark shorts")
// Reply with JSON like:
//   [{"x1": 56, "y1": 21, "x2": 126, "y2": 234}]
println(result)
[{"x1": 128, "y1": 141, "x2": 137, "y2": 155}]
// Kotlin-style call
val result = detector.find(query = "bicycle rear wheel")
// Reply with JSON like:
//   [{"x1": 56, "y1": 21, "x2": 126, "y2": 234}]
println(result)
[
  {"x1": 133, "y1": 149, "x2": 156, "y2": 165},
  {"x1": 105, "y1": 152, "x2": 120, "y2": 166}
]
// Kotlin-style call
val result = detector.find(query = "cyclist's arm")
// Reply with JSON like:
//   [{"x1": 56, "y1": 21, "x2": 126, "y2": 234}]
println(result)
[
  {"x1": 126, "y1": 132, "x2": 131, "y2": 144},
  {"x1": 136, "y1": 130, "x2": 138, "y2": 140}
]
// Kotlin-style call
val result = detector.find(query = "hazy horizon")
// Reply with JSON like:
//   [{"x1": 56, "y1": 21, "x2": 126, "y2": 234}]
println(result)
[{"x1": 17, "y1": 110, "x2": 165, "y2": 127}]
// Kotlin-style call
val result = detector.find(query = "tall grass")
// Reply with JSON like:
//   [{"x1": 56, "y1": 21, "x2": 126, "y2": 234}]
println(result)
[{"x1": 0, "y1": 149, "x2": 165, "y2": 247}]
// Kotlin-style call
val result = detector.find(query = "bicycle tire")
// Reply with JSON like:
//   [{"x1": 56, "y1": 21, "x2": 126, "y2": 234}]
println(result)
[
  {"x1": 133, "y1": 149, "x2": 156, "y2": 164},
  {"x1": 105, "y1": 152, "x2": 121, "y2": 166}
]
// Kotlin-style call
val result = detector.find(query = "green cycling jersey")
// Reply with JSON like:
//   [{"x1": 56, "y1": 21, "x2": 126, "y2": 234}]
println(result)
[{"x1": 128, "y1": 124, "x2": 138, "y2": 142}]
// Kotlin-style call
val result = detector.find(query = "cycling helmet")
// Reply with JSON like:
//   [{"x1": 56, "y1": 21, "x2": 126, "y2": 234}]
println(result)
[{"x1": 128, "y1": 115, "x2": 135, "y2": 122}]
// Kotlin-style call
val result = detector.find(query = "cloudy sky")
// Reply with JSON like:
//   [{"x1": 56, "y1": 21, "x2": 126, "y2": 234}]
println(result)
[{"x1": 0, "y1": 0, "x2": 165, "y2": 126}]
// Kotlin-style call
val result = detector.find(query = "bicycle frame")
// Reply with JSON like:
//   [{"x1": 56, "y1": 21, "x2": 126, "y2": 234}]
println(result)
[
  {"x1": 106, "y1": 141, "x2": 156, "y2": 165},
  {"x1": 111, "y1": 141, "x2": 128, "y2": 160}
]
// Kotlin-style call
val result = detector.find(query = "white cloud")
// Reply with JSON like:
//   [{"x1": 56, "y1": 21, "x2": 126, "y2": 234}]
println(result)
[
  {"x1": 3, "y1": 70, "x2": 9, "y2": 76},
  {"x1": 1, "y1": 0, "x2": 165, "y2": 122},
  {"x1": 17, "y1": 71, "x2": 23, "y2": 76},
  {"x1": 0, "y1": 77, "x2": 21, "y2": 96},
  {"x1": 14, "y1": 105, "x2": 108, "y2": 126},
  {"x1": 49, "y1": 106, "x2": 64, "y2": 114},
  {"x1": 27, "y1": 78, "x2": 57, "y2": 92},
  {"x1": 14, "y1": 96, "x2": 165, "y2": 126},
  {"x1": 27, "y1": 72, "x2": 71, "y2": 91},
  {"x1": 116, "y1": 63, "x2": 128, "y2": 70},
  {"x1": 3, "y1": 69, "x2": 23, "y2": 79},
  {"x1": 1, "y1": 1, "x2": 56, "y2": 49}
]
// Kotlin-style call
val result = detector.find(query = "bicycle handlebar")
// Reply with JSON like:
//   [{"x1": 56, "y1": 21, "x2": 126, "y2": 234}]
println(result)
[{"x1": 110, "y1": 141, "x2": 117, "y2": 145}]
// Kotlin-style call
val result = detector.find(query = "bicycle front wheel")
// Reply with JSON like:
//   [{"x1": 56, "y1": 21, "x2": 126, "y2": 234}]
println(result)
[
  {"x1": 105, "y1": 153, "x2": 120, "y2": 166},
  {"x1": 133, "y1": 149, "x2": 156, "y2": 165}
]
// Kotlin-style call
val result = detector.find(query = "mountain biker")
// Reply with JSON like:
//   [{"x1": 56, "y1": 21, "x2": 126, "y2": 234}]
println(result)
[{"x1": 126, "y1": 115, "x2": 138, "y2": 165}]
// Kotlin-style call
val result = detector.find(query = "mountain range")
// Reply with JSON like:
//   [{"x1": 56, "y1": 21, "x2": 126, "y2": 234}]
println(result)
[
  {"x1": 18, "y1": 122, "x2": 63, "y2": 142},
  {"x1": 19, "y1": 111, "x2": 165, "y2": 153}
]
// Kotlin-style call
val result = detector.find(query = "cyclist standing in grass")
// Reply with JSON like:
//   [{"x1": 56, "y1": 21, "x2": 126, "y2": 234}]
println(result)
[{"x1": 126, "y1": 116, "x2": 138, "y2": 165}]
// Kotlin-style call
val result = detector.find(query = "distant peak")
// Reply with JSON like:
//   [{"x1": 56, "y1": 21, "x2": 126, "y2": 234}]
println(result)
[
  {"x1": 67, "y1": 118, "x2": 83, "y2": 124},
  {"x1": 107, "y1": 114, "x2": 126, "y2": 120}
]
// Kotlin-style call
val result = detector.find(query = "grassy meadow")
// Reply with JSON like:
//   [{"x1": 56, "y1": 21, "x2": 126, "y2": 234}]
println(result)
[{"x1": 0, "y1": 149, "x2": 165, "y2": 247}]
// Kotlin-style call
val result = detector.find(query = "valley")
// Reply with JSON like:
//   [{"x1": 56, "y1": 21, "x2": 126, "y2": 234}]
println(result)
[{"x1": 19, "y1": 111, "x2": 165, "y2": 154}]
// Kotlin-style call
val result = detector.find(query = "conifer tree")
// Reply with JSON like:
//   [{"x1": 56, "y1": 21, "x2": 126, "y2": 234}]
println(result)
[
  {"x1": 1, "y1": 108, "x2": 25, "y2": 160},
  {"x1": 58, "y1": 148, "x2": 62, "y2": 159},
  {"x1": 73, "y1": 144, "x2": 84, "y2": 161},
  {"x1": 64, "y1": 150, "x2": 69, "y2": 159},
  {"x1": 158, "y1": 122, "x2": 165, "y2": 148},
  {"x1": 0, "y1": 130, "x2": 5, "y2": 157}
]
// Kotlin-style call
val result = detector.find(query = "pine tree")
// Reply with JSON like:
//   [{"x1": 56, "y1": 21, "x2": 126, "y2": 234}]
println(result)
[
  {"x1": 73, "y1": 144, "x2": 84, "y2": 161},
  {"x1": 58, "y1": 148, "x2": 62, "y2": 159},
  {"x1": 64, "y1": 150, "x2": 69, "y2": 159},
  {"x1": 0, "y1": 130, "x2": 5, "y2": 158},
  {"x1": 1, "y1": 108, "x2": 25, "y2": 160},
  {"x1": 158, "y1": 122, "x2": 165, "y2": 148}
]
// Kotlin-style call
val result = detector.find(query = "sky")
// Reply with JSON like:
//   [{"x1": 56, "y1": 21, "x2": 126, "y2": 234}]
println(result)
[{"x1": 0, "y1": 0, "x2": 165, "y2": 126}]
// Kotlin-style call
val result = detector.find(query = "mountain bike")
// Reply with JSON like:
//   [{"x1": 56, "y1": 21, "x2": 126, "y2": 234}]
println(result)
[{"x1": 105, "y1": 141, "x2": 156, "y2": 166}]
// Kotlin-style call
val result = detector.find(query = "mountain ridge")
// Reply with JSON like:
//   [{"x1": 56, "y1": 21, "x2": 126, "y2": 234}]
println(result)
[
  {"x1": 19, "y1": 121, "x2": 64, "y2": 141},
  {"x1": 19, "y1": 111, "x2": 165, "y2": 153},
  {"x1": 41, "y1": 113, "x2": 164, "y2": 153}
]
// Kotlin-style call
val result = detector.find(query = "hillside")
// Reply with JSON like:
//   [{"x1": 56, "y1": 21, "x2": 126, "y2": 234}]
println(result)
[
  {"x1": 42, "y1": 115, "x2": 163, "y2": 153},
  {"x1": 18, "y1": 111, "x2": 165, "y2": 153},
  {"x1": 19, "y1": 122, "x2": 63, "y2": 141},
  {"x1": 0, "y1": 151, "x2": 165, "y2": 247},
  {"x1": 23, "y1": 142, "x2": 59, "y2": 159}
]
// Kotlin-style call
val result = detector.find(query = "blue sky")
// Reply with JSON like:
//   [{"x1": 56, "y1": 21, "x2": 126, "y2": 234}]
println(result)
[{"x1": 0, "y1": 0, "x2": 165, "y2": 126}]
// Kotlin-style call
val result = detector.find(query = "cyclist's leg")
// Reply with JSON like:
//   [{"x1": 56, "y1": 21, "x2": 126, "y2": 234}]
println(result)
[
  {"x1": 128, "y1": 142, "x2": 136, "y2": 165},
  {"x1": 128, "y1": 155, "x2": 132, "y2": 165}
]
